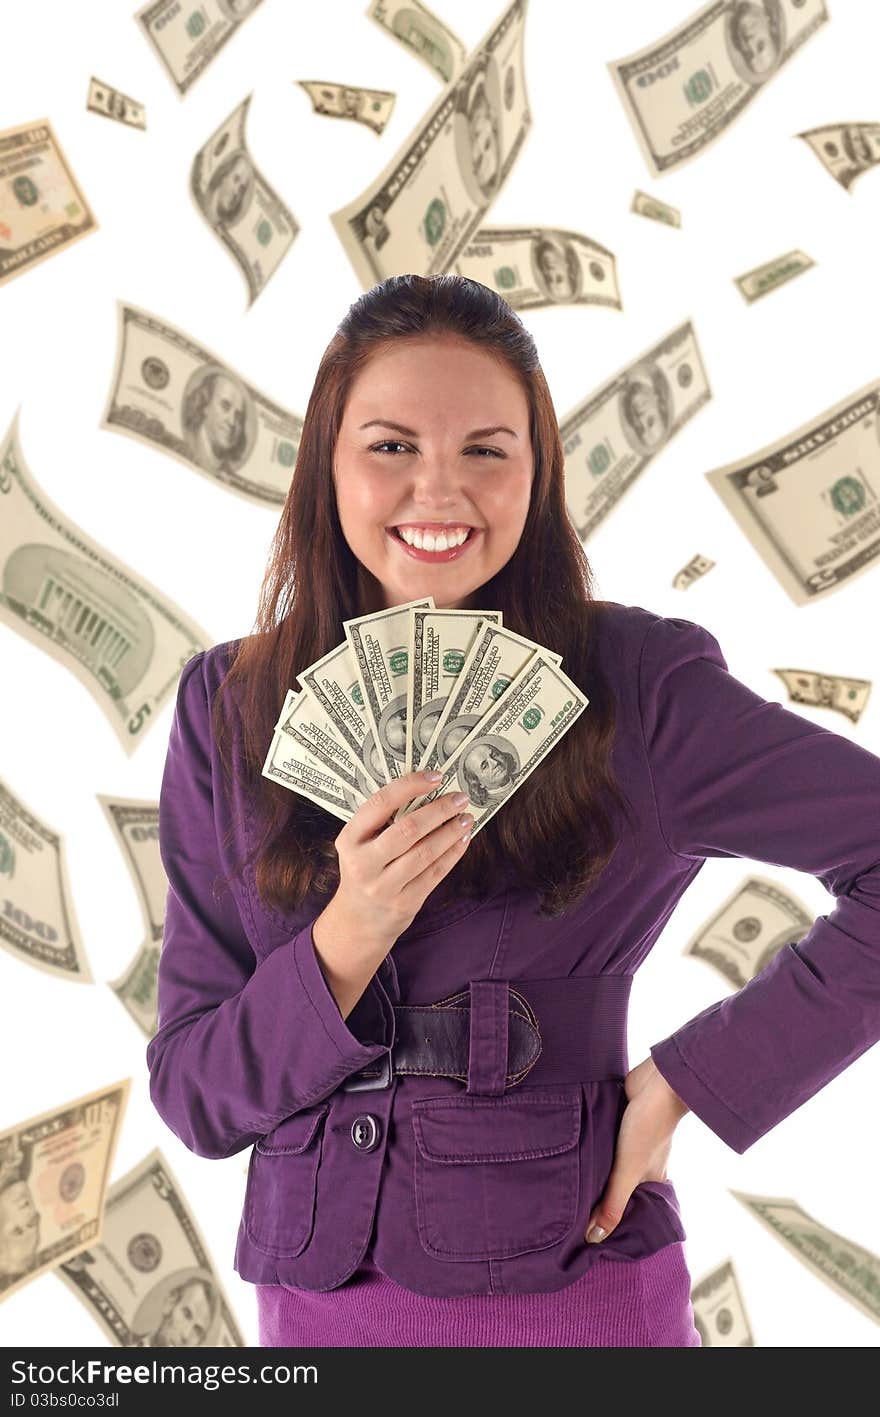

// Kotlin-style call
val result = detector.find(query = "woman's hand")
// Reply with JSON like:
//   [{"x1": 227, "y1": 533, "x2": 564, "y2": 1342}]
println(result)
[{"x1": 584, "y1": 1056, "x2": 690, "y2": 1244}]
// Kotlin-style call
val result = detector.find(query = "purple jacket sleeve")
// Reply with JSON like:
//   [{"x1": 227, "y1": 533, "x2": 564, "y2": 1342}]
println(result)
[
  {"x1": 640, "y1": 615, "x2": 880, "y2": 1154},
  {"x1": 145, "y1": 650, "x2": 395, "y2": 1160}
]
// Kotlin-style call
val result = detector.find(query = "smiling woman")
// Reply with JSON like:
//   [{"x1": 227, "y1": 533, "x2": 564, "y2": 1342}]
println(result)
[
  {"x1": 157, "y1": 273, "x2": 720, "y2": 1349},
  {"x1": 331, "y1": 336, "x2": 534, "y2": 607},
  {"x1": 211, "y1": 272, "x2": 633, "y2": 926}
]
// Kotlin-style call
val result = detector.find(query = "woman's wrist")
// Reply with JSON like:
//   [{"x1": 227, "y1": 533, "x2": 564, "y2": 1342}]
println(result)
[{"x1": 646, "y1": 1060, "x2": 691, "y2": 1121}]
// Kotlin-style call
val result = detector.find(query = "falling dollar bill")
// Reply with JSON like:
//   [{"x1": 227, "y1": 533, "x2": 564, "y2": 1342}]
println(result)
[
  {"x1": 631, "y1": 190, "x2": 681, "y2": 227},
  {"x1": 295, "y1": 81, "x2": 396, "y2": 137},
  {"x1": 772, "y1": 667, "x2": 871, "y2": 724},
  {"x1": 560, "y1": 321, "x2": 711, "y2": 542},
  {"x1": 690, "y1": 1258, "x2": 755, "y2": 1345},
  {"x1": 798, "y1": 123, "x2": 880, "y2": 191},
  {"x1": 97, "y1": 795, "x2": 165, "y2": 1038},
  {"x1": 56, "y1": 1148, "x2": 244, "y2": 1345},
  {"x1": 0, "y1": 119, "x2": 98, "y2": 289},
  {"x1": 331, "y1": 0, "x2": 531, "y2": 287},
  {"x1": 135, "y1": 0, "x2": 265, "y2": 97},
  {"x1": 262, "y1": 686, "x2": 371, "y2": 819},
  {"x1": 0, "y1": 776, "x2": 93, "y2": 982},
  {"x1": 683, "y1": 874, "x2": 813, "y2": 990},
  {"x1": 730, "y1": 1190, "x2": 880, "y2": 1327},
  {"x1": 406, "y1": 607, "x2": 502, "y2": 774},
  {"x1": 0, "y1": 1080, "x2": 130, "y2": 1304},
  {"x1": 101, "y1": 302, "x2": 302, "y2": 507},
  {"x1": 403, "y1": 651, "x2": 589, "y2": 837},
  {"x1": 734, "y1": 249, "x2": 815, "y2": 303},
  {"x1": 87, "y1": 78, "x2": 146, "y2": 130},
  {"x1": 704, "y1": 377, "x2": 880, "y2": 606},
  {"x1": 608, "y1": 0, "x2": 829, "y2": 177},
  {"x1": 0, "y1": 414, "x2": 211, "y2": 756},
  {"x1": 366, "y1": 0, "x2": 469, "y2": 85},
  {"x1": 343, "y1": 597, "x2": 435, "y2": 784},
  {"x1": 672, "y1": 552, "x2": 715, "y2": 589},
  {"x1": 190, "y1": 94, "x2": 300, "y2": 306},
  {"x1": 453, "y1": 226, "x2": 621, "y2": 310}
]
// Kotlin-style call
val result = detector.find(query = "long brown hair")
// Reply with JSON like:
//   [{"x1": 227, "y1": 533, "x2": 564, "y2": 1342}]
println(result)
[{"x1": 212, "y1": 273, "x2": 637, "y2": 920}]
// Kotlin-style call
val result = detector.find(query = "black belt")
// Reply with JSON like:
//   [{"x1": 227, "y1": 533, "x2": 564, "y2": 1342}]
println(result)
[{"x1": 342, "y1": 976, "x2": 631, "y2": 1096}]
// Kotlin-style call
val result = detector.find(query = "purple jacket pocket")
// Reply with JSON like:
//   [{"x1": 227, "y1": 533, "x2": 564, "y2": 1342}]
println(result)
[
  {"x1": 244, "y1": 1103, "x2": 329, "y2": 1258},
  {"x1": 411, "y1": 1088, "x2": 581, "y2": 1261}
]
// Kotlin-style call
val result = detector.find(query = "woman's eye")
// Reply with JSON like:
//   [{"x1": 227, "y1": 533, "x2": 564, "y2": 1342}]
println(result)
[{"x1": 369, "y1": 442, "x2": 503, "y2": 458}]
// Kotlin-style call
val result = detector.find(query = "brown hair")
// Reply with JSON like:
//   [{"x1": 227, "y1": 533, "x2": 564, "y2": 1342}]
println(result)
[{"x1": 212, "y1": 273, "x2": 637, "y2": 921}]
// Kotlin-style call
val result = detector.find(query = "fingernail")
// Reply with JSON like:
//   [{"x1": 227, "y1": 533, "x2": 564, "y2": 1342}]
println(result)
[
  {"x1": 425, "y1": 770, "x2": 442, "y2": 781},
  {"x1": 586, "y1": 1225, "x2": 606, "y2": 1243}
]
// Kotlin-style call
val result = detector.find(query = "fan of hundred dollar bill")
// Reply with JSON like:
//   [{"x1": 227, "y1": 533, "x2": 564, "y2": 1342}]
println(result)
[{"x1": 261, "y1": 597, "x2": 584, "y2": 834}]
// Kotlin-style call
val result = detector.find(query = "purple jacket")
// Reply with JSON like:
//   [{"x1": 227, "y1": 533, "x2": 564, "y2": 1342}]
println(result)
[{"x1": 145, "y1": 603, "x2": 880, "y2": 1297}]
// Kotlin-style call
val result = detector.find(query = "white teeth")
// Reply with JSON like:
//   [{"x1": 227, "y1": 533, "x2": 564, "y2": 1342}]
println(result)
[{"x1": 396, "y1": 527, "x2": 470, "y2": 550}]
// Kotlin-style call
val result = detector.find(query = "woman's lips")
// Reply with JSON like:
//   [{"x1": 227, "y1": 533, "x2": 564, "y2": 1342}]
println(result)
[{"x1": 386, "y1": 527, "x2": 482, "y2": 562}]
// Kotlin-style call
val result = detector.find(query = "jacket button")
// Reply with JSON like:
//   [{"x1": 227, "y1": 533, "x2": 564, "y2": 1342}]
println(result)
[{"x1": 350, "y1": 1114, "x2": 380, "y2": 1151}]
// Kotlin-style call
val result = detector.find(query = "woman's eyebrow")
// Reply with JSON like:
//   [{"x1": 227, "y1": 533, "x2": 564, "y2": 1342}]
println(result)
[{"x1": 358, "y1": 418, "x2": 518, "y2": 439}]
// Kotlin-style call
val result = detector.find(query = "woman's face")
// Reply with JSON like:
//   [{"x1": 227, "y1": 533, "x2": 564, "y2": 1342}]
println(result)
[{"x1": 333, "y1": 335, "x2": 534, "y2": 611}]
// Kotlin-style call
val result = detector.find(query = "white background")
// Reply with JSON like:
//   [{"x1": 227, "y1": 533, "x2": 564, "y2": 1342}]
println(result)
[{"x1": 1, "y1": 0, "x2": 879, "y2": 1349}]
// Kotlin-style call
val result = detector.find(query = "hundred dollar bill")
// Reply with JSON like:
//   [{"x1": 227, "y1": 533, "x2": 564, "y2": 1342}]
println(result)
[
  {"x1": 0, "y1": 1080, "x2": 130, "y2": 1304},
  {"x1": 798, "y1": 123, "x2": 880, "y2": 192},
  {"x1": 295, "y1": 623, "x2": 428, "y2": 795},
  {"x1": 704, "y1": 377, "x2": 880, "y2": 605},
  {"x1": 631, "y1": 190, "x2": 681, "y2": 227},
  {"x1": 267, "y1": 686, "x2": 373, "y2": 804},
  {"x1": 0, "y1": 777, "x2": 93, "y2": 982},
  {"x1": 454, "y1": 226, "x2": 621, "y2": 310},
  {"x1": 331, "y1": 0, "x2": 531, "y2": 287},
  {"x1": 609, "y1": 0, "x2": 829, "y2": 178},
  {"x1": 772, "y1": 666, "x2": 871, "y2": 725},
  {"x1": 683, "y1": 874, "x2": 813, "y2": 990},
  {"x1": 136, "y1": 0, "x2": 264, "y2": 97},
  {"x1": 0, "y1": 414, "x2": 211, "y2": 756},
  {"x1": 407, "y1": 608, "x2": 502, "y2": 774},
  {"x1": 734, "y1": 249, "x2": 814, "y2": 303},
  {"x1": 561, "y1": 321, "x2": 711, "y2": 542},
  {"x1": 343, "y1": 597, "x2": 435, "y2": 784},
  {"x1": 366, "y1": 0, "x2": 469, "y2": 85},
  {"x1": 672, "y1": 552, "x2": 715, "y2": 589},
  {"x1": 190, "y1": 94, "x2": 300, "y2": 307},
  {"x1": 97, "y1": 795, "x2": 165, "y2": 1038},
  {"x1": 411, "y1": 618, "x2": 562, "y2": 790},
  {"x1": 403, "y1": 651, "x2": 588, "y2": 837},
  {"x1": 690, "y1": 1258, "x2": 755, "y2": 1345},
  {"x1": 87, "y1": 78, "x2": 146, "y2": 130},
  {"x1": 729, "y1": 1190, "x2": 880, "y2": 1327},
  {"x1": 0, "y1": 119, "x2": 98, "y2": 289},
  {"x1": 262, "y1": 691, "x2": 365, "y2": 822},
  {"x1": 56, "y1": 1148, "x2": 244, "y2": 1345},
  {"x1": 101, "y1": 302, "x2": 302, "y2": 507},
  {"x1": 295, "y1": 81, "x2": 396, "y2": 137}
]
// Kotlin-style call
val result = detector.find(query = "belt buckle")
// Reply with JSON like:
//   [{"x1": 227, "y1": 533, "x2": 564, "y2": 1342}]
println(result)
[{"x1": 341, "y1": 1047, "x2": 393, "y2": 1092}]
